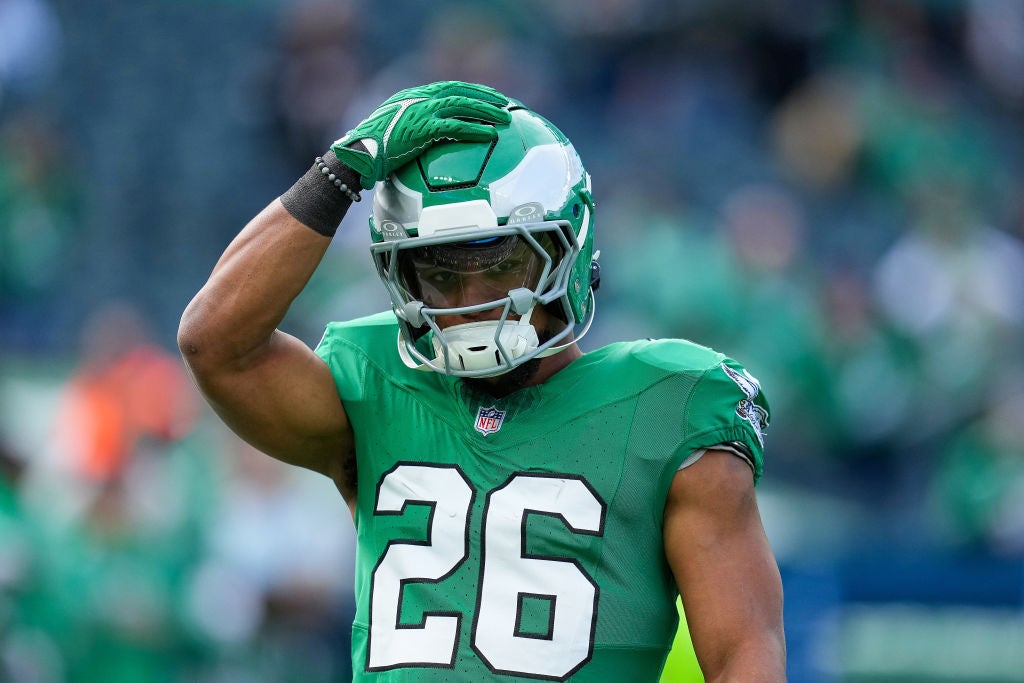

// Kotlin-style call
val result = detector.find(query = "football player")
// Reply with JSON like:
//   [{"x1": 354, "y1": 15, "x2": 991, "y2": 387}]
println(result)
[{"x1": 179, "y1": 81, "x2": 785, "y2": 681}]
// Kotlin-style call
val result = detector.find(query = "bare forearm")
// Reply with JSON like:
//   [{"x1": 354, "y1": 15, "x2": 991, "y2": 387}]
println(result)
[
  {"x1": 694, "y1": 550, "x2": 786, "y2": 681},
  {"x1": 178, "y1": 200, "x2": 330, "y2": 368},
  {"x1": 702, "y1": 639, "x2": 787, "y2": 683},
  {"x1": 665, "y1": 453, "x2": 787, "y2": 682}
]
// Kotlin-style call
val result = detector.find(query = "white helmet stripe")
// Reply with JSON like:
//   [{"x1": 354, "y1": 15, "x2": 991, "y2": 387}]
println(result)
[
  {"x1": 489, "y1": 143, "x2": 577, "y2": 218},
  {"x1": 576, "y1": 203, "x2": 591, "y2": 249}
]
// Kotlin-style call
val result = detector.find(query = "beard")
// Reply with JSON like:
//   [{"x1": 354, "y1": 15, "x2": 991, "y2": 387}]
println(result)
[
  {"x1": 462, "y1": 357, "x2": 543, "y2": 398},
  {"x1": 461, "y1": 314, "x2": 562, "y2": 398}
]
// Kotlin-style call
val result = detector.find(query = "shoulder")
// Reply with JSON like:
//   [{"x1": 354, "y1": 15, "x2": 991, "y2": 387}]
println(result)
[
  {"x1": 589, "y1": 338, "x2": 771, "y2": 481},
  {"x1": 317, "y1": 311, "x2": 399, "y2": 354},
  {"x1": 319, "y1": 313, "x2": 399, "y2": 344},
  {"x1": 601, "y1": 338, "x2": 768, "y2": 412},
  {"x1": 609, "y1": 338, "x2": 728, "y2": 373},
  {"x1": 584, "y1": 338, "x2": 730, "y2": 388},
  {"x1": 314, "y1": 312, "x2": 416, "y2": 401},
  {"x1": 582, "y1": 337, "x2": 770, "y2": 429}
]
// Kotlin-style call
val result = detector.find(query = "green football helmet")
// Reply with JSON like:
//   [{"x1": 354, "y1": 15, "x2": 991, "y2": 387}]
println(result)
[{"x1": 369, "y1": 105, "x2": 598, "y2": 377}]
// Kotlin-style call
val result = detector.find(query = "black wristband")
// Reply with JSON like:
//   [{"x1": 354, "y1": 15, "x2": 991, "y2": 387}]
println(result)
[{"x1": 279, "y1": 149, "x2": 363, "y2": 237}]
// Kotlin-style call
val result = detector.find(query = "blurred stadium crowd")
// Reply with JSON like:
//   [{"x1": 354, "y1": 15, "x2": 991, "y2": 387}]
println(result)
[{"x1": 2, "y1": 0, "x2": 1024, "y2": 681}]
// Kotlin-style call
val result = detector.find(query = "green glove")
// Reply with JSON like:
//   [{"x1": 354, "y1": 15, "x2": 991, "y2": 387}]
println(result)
[{"x1": 331, "y1": 81, "x2": 513, "y2": 189}]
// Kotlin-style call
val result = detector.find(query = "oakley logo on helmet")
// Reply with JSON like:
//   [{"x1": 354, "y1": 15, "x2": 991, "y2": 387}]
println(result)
[
  {"x1": 378, "y1": 221, "x2": 407, "y2": 240},
  {"x1": 507, "y1": 203, "x2": 545, "y2": 224}
]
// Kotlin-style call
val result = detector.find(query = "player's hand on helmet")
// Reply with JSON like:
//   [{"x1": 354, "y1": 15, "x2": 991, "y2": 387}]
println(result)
[{"x1": 331, "y1": 81, "x2": 512, "y2": 190}]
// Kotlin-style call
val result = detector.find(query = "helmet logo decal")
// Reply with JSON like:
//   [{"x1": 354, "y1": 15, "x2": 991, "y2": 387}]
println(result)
[
  {"x1": 378, "y1": 220, "x2": 408, "y2": 240},
  {"x1": 507, "y1": 202, "x2": 545, "y2": 224},
  {"x1": 721, "y1": 363, "x2": 769, "y2": 447},
  {"x1": 474, "y1": 405, "x2": 506, "y2": 436}
]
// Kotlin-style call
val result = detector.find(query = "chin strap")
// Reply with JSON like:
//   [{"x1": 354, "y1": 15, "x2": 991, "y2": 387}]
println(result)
[
  {"x1": 397, "y1": 331, "x2": 432, "y2": 372},
  {"x1": 536, "y1": 289, "x2": 596, "y2": 358}
]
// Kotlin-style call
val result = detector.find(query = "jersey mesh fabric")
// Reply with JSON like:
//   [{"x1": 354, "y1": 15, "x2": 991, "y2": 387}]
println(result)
[
  {"x1": 315, "y1": 313, "x2": 769, "y2": 682},
  {"x1": 594, "y1": 373, "x2": 701, "y2": 653}
]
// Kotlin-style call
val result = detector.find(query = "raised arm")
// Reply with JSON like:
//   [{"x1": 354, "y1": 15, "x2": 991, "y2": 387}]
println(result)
[
  {"x1": 177, "y1": 195, "x2": 357, "y2": 493},
  {"x1": 178, "y1": 81, "x2": 515, "y2": 505},
  {"x1": 663, "y1": 450, "x2": 787, "y2": 682}
]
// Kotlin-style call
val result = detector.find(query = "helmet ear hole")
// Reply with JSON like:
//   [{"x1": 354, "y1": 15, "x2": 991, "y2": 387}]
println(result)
[{"x1": 590, "y1": 260, "x2": 601, "y2": 292}]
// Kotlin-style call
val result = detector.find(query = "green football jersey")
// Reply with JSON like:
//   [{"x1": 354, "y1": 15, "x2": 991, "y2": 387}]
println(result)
[{"x1": 315, "y1": 312, "x2": 769, "y2": 682}]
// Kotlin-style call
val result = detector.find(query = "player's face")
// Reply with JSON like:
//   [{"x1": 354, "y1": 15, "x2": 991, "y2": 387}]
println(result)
[{"x1": 398, "y1": 234, "x2": 562, "y2": 329}]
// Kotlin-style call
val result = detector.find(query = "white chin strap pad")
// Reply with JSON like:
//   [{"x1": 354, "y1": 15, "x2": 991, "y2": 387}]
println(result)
[{"x1": 432, "y1": 320, "x2": 539, "y2": 373}]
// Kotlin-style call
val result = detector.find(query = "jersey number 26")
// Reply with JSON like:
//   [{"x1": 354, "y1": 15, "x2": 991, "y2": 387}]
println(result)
[{"x1": 368, "y1": 463, "x2": 607, "y2": 680}]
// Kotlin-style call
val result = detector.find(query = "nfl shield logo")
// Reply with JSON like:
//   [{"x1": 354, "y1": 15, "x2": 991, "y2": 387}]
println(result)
[{"x1": 474, "y1": 406, "x2": 506, "y2": 436}]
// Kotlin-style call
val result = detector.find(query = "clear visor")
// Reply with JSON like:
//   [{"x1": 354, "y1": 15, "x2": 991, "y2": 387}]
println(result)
[{"x1": 397, "y1": 233, "x2": 564, "y2": 310}]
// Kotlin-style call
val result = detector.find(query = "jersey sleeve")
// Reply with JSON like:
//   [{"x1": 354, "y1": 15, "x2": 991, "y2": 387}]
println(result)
[
  {"x1": 314, "y1": 325, "x2": 362, "y2": 405},
  {"x1": 681, "y1": 358, "x2": 770, "y2": 483},
  {"x1": 314, "y1": 313, "x2": 398, "y2": 404}
]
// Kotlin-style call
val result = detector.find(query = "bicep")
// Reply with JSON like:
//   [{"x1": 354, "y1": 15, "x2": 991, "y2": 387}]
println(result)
[
  {"x1": 191, "y1": 329, "x2": 354, "y2": 485},
  {"x1": 663, "y1": 450, "x2": 785, "y2": 681}
]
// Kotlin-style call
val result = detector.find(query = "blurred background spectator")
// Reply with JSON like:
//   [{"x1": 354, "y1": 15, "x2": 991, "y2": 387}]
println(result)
[
  {"x1": 0, "y1": 0, "x2": 62, "y2": 109},
  {"x1": 3, "y1": 0, "x2": 1024, "y2": 680}
]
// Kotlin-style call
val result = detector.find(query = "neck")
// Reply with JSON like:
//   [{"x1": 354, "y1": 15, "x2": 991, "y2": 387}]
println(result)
[
  {"x1": 463, "y1": 343, "x2": 581, "y2": 398},
  {"x1": 533, "y1": 342, "x2": 582, "y2": 384}
]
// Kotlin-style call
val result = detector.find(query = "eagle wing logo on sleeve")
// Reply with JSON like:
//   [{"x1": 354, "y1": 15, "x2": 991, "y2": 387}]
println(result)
[{"x1": 720, "y1": 363, "x2": 769, "y2": 447}]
